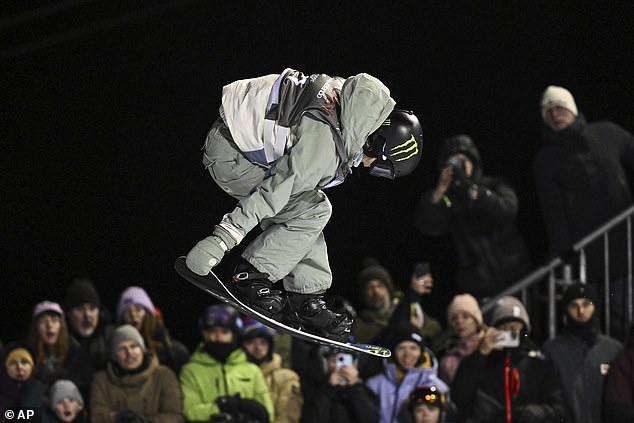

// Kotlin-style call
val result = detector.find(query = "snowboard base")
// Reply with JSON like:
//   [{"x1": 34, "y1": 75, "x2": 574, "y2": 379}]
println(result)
[{"x1": 174, "y1": 257, "x2": 390, "y2": 358}]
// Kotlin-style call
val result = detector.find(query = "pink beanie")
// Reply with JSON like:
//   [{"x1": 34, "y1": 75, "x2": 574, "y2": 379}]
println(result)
[
  {"x1": 33, "y1": 301, "x2": 64, "y2": 318},
  {"x1": 116, "y1": 286, "x2": 155, "y2": 319},
  {"x1": 447, "y1": 294, "x2": 483, "y2": 326}
]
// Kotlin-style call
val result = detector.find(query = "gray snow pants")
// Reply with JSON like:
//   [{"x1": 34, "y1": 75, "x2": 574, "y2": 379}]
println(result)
[{"x1": 202, "y1": 118, "x2": 332, "y2": 294}]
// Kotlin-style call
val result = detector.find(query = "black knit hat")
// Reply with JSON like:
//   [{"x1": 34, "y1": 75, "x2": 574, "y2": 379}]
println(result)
[
  {"x1": 386, "y1": 321, "x2": 425, "y2": 351},
  {"x1": 562, "y1": 282, "x2": 598, "y2": 308},
  {"x1": 65, "y1": 278, "x2": 100, "y2": 309}
]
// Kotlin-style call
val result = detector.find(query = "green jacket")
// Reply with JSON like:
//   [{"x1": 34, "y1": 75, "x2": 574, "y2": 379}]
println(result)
[{"x1": 179, "y1": 345, "x2": 274, "y2": 422}]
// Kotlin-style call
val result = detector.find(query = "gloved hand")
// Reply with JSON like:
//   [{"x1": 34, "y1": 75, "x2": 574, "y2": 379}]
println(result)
[
  {"x1": 216, "y1": 396, "x2": 269, "y2": 423},
  {"x1": 186, "y1": 225, "x2": 238, "y2": 275},
  {"x1": 512, "y1": 404, "x2": 547, "y2": 423},
  {"x1": 115, "y1": 410, "x2": 150, "y2": 423},
  {"x1": 216, "y1": 395, "x2": 240, "y2": 415},
  {"x1": 210, "y1": 412, "x2": 235, "y2": 423}
]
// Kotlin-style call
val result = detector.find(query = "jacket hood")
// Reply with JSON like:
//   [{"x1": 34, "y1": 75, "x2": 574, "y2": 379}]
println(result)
[
  {"x1": 437, "y1": 134, "x2": 483, "y2": 180},
  {"x1": 339, "y1": 73, "x2": 395, "y2": 167}
]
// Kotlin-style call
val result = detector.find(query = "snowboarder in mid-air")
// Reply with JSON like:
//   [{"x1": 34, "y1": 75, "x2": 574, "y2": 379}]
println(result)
[{"x1": 186, "y1": 68, "x2": 423, "y2": 340}]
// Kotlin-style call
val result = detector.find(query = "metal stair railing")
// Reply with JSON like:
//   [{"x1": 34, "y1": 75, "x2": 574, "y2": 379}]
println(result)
[{"x1": 481, "y1": 204, "x2": 634, "y2": 340}]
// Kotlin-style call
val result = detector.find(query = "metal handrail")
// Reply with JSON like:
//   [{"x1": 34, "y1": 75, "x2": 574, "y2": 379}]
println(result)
[{"x1": 481, "y1": 204, "x2": 634, "y2": 340}]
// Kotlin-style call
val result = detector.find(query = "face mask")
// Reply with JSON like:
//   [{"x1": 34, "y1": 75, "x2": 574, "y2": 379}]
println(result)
[{"x1": 203, "y1": 340, "x2": 237, "y2": 363}]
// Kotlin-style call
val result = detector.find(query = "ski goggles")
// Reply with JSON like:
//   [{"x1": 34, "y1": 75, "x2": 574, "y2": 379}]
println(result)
[{"x1": 368, "y1": 158, "x2": 395, "y2": 179}]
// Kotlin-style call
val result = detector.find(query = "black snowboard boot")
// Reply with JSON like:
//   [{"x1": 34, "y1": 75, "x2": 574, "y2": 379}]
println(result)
[
  {"x1": 231, "y1": 261, "x2": 285, "y2": 318},
  {"x1": 285, "y1": 292, "x2": 353, "y2": 340}
]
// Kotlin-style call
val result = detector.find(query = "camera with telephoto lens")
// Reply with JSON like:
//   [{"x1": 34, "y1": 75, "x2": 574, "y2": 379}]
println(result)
[
  {"x1": 447, "y1": 155, "x2": 466, "y2": 172},
  {"x1": 447, "y1": 155, "x2": 469, "y2": 191}
]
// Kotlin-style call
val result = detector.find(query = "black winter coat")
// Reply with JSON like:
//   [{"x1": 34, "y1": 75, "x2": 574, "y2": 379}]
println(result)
[
  {"x1": 533, "y1": 114, "x2": 634, "y2": 282},
  {"x1": 603, "y1": 333, "x2": 634, "y2": 423},
  {"x1": 301, "y1": 383, "x2": 379, "y2": 423},
  {"x1": 451, "y1": 344, "x2": 568, "y2": 423},
  {"x1": 414, "y1": 176, "x2": 532, "y2": 299},
  {"x1": 300, "y1": 346, "x2": 379, "y2": 423}
]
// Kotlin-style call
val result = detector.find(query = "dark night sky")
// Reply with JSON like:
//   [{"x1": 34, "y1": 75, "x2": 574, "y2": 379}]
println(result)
[{"x1": 3, "y1": 1, "x2": 634, "y2": 347}]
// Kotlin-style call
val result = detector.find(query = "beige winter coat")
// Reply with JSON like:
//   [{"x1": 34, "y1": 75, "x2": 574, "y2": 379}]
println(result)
[
  {"x1": 90, "y1": 354, "x2": 183, "y2": 423},
  {"x1": 259, "y1": 353, "x2": 302, "y2": 423}
]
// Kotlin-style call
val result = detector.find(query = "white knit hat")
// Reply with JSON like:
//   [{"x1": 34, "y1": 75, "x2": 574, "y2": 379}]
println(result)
[
  {"x1": 447, "y1": 294, "x2": 483, "y2": 326},
  {"x1": 540, "y1": 85, "x2": 578, "y2": 119}
]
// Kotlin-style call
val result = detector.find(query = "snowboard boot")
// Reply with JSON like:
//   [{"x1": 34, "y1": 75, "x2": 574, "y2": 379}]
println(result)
[
  {"x1": 231, "y1": 261, "x2": 285, "y2": 318},
  {"x1": 284, "y1": 292, "x2": 353, "y2": 341}
]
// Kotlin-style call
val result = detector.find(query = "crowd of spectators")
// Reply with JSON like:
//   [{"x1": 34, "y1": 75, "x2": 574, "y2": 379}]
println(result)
[
  {"x1": 3, "y1": 84, "x2": 634, "y2": 423},
  {"x1": 1, "y1": 266, "x2": 631, "y2": 423}
]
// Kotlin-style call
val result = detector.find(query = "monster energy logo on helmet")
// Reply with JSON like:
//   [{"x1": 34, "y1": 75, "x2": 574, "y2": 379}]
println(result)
[
  {"x1": 364, "y1": 109, "x2": 424, "y2": 179},
  {"x1": 390, "y1": 135, "x2": 419, "y2": 161}
]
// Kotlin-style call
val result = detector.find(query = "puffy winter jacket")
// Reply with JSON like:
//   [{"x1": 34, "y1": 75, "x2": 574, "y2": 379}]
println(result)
[{"x1": 180, "y1": 345, "x2": 273, "y2": 423}]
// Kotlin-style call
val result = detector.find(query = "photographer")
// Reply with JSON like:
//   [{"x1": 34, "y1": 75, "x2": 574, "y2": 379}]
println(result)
[
  {"x1": 451, "y1": 297, "x2": 567, "y2": 423},
  {"x1": 301, "y1": 346, "x2": 379, "y2": 423},
  {"x1": 413, "y1": 134, "x2": 531, "y2": 300}
]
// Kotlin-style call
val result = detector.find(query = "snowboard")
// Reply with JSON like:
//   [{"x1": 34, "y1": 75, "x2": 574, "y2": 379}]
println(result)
[{"x1": 174, "y1": 256, "x2": 391, "y2": 358}]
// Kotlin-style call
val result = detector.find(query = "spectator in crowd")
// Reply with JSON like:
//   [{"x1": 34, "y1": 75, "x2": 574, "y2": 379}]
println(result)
[
  {"x1": 26, "y1": 301, "x2": 92, "y2": 397},
  {"x1": 534, "y1": 85, "x2": 634, "y2": 338},
  {"x1": 42, "y1": 379, "x2": 88, "y2": 423},
  {"x1": 413, "y1": 134, "x2": 532, "y2": 301},
  {"x1": 604, "y1": 322, "x2": 634, "y2": 422},
  {"x1": 241, "y1": 318, "x2": 302, "y2": 423},
  {"x1": 388, "y1": 262, "x2": 443, "y2": 344},
  {"x1": 116, "y1": 286, "x2": 190, "y2": 375},
  {"x1": 90, "y1": 324, "x2": 182, "y2": 423},
  {"x1": 355, "y1": 260, "x2": 443, "y2": 380},
  {"x1": 0, "y1": 341, "x2": 47, "y2": 414},
  {"x1": 434, "y1": 294, "x2": 484, "y2": 385},
  {"x1": 301, "y1": 345, "x2": 379, "y2": 423},
  {"x1": 452, "y1": 296, "x2": 567, "y2": 423},
  {"x1": 351, "y1": 258, "x2": 401, "y2": 346},
  {"x1": 367, "y1": 322, "x2": 448, "y2": 423},
  {"x1": 180, "y1": 305, "x2": 273, "y2": 423},
  {"x1": 351, "y1": 259, "x2": 400, "y2": 380},
  {"x1": 542, "y1": 282, "x2": 622, "y2": 423},
  {"x1": 400, "y1": 386, "x2": 448, "y2": 423},
  {"x1": 64, "y1": 278, "x2": 115, "y2": 372}
]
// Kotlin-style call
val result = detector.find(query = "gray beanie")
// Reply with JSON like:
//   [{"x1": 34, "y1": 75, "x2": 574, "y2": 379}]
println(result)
[
  {"x1": 49, "y1": 379, "x2": 84, "y2": 407},
  {"x1": 111, "y1": 324, "x2": 146, "y2": 359},
  {"x1": 490, "y1": 296, "x2": 531, "y2": 333}
]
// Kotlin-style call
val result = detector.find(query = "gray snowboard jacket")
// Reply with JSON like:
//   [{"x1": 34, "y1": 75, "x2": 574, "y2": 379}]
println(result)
[{"x1": 218, "y1": 68, "x2": 395, "y2": 240}]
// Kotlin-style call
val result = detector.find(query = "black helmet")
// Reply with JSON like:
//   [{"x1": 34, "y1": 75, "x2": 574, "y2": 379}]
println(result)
[{"x1": 363, "y1": 109, "x2": 423, "y2": 179}]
